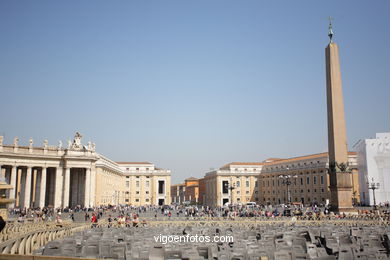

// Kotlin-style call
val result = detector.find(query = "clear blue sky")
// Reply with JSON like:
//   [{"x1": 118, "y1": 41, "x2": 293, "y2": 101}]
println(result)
[{"x1": 1, "y1": 1, "x2": 389, "y2": 184}]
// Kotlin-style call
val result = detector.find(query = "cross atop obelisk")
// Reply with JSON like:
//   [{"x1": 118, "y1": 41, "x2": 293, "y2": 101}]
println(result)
[
  {"x1": 328, "y1": 16, "x2": 334, "y2": 43},
  {"x1": 325, "y1": 19, "x2": 355, "y2": 213}
]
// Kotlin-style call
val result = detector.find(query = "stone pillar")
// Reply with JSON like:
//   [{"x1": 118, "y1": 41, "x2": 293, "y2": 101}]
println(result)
[
  {"x1": 84, "y1": 168, "x2": 91, "y2": 207},
  {"x1": 89, "y1": 167, "x2": 96, "y2": 206},
  {"x1": 10, "y1": 166, "x2": 20, "y2": 207},
  {"x1": 32, "y1": 168, "x2": 38, "y2": 207},
  {"x1": 24, "y1": 167, "x2": 32, "y2": 208},
  {"x1": 54, "y1": 167, "x2": 63, "y2": 208},
  {"x1": 39, "y1": 167, "x2": 47, "y2": 208},
  {"x1": 63, "y1": 168, "x2": 70, "y2": 208},
  {"x1": 0, "y1": 165, "x2": 3, "y2": 183}
]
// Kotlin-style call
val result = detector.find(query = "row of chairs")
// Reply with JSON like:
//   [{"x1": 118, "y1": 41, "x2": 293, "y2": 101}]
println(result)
[{"x1": 38, "y1": 223, "x2": 390, "y2": 259}]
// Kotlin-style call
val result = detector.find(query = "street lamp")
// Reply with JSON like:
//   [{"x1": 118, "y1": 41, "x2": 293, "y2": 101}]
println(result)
[
  {"x1": 278, "y1": 170, "x2": 297, "y2": 206},
  {"x1": 223, "y1": 181, "x2": 236, "y2": 206},
  {"x1": 367, "y1": 177, "x2": 380, "y2": 209}
]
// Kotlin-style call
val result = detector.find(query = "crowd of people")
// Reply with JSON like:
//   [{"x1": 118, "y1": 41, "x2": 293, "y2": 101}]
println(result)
[{"x1": 5, "y1": 203, "x2": 390, "y2": 227}]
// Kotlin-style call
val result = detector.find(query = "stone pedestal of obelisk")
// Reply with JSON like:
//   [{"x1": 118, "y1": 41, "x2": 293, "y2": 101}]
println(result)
[{"x1": 326, "y1": 36, "x2": 355, "y2": 213}]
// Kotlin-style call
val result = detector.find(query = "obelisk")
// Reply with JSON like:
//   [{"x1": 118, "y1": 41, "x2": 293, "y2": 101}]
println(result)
[{"x1": 325, "y1": 18, "x2": 354, "y2": 213}]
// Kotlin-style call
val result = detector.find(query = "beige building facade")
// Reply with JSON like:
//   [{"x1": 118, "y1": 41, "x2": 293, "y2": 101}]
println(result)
[
  {"x1": 195, "y1": 152, "x2": 360, "y2": 207},
  {"x1": 118, "y1": 162, "x2": 171, "y2": 206},
  {"x1": 203, "y1": 162, "x2": 262, "y2": 207},
  {"x1": 95, "y1": 155, "x2": 125, "y2": 206},
  {"x1": 259, "y1": 152, "x2": 360, "y2": 206},
  {"x1": 171, "y1": 183, "x2": 186, "y2": 204},
  {"x1": 0, "y1": 133, "x2": 98, "y2": 209},
  {"x1": 0, "y1": 133, "x2": 171, "y2": 209}
]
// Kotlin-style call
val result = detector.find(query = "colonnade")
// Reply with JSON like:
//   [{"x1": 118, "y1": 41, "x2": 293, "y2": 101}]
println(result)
[{"x1": 0, "y1": 164, "x2": 96, "y2": 209}]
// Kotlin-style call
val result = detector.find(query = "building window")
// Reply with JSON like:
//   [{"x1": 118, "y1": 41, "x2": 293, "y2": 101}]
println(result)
[
  {"x1": 300, "y1": 178, "x2": 303, "y2": 185},
  {"x1": 158, "y1": 180, "x2": 165, "y2": 194},
  {"x1": 146, "y1": 191, "x2": 149, "y2": 194},
  {"x1": 246, "y1": 181, "x2": 250, "y2": 187},
  {"x1": 146, "y1": 181, "x2": 149, "y2": 187},
  {"x1": 246, "y1": 191, "x2": 249, "y2": 194},
  {"x1": 307, "y1": 177, "x2": 310, "y2": 184},
  {"x1": 125, "y1": 199, "x2": 129, "y2": 202},
  {"x1": 125, "y1": 191, "x2": 129, "y2": 195},
  {"x1": 136, "y1": 181, "x2": 139, "y2": 187},
  {"x1": 136, "y1": 191, "x2": 140, "y2": 194},
  {"x1": 236, "y1": 181, "x2": 240, "y2": 187},
  {"x1": 255, "y1": 181, "x2": 258, "y2": 187},
  {"x1": 222, "y1": 181, "x2": 229, "y2": 194},
  {"x1": 146, "y1": 168, "x2": 149, "y2": 171},
  {"x1": 126, "y1": 181, "x2": 129, "y2": 188},
  {"x1": 136, "y1": 168, "x2": 139, "y2": 171},
  {"x1": 126, "y1": 176, "x2": 129, "y2": 178},
  {"x1": 146, "y1": 199, "x2": 149, "y2": 202},
  {"x1": 135, "y1": 199, "x2": 139, "y2": 202},
  {"x1": 313, "y1": 177, "x2": 317, "y2": 184},
  {"x1": 237, "y1": 191, "x2": 240, "y2": 194},
  {"x1": 320, "y1": 176, "x2": 324, "y2": 184}
]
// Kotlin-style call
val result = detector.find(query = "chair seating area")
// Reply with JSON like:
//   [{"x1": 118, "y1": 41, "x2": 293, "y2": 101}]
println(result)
[{"x1": 38, "y1": 224, "x2": 390, "y2": 260}]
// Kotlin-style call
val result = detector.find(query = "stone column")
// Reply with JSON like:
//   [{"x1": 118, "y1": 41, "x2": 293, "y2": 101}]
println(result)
[
  {"x1": 16, "y1": 168, "x2": 22, "y2": 207},
  {"x1": 54, "y1": 167, "x2": 63, "y2": 208},
  {"x1": 84, "y1": 168, "x2": 91, "y2": 207},
  {"x1": 9, "y1": 166, "x2": 16, "y2": 207},
  {"x1": 24, "y1": 167, "x2": 32, "y2": 208},
  {"x1": 89, "y1": 167, "x2": 96, "y2": 207},
  {"x1": 63, "y1": 168, "x2": 70, "y2": 208},
  {"x1": 32, "y1": 168, "x2": 38, "y2": 207},
  {"x1": 39, "y1": 167, "x2": 47, "y2": 208}
]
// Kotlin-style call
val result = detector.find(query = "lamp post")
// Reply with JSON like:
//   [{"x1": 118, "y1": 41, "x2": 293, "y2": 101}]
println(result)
[
  {"x1": 367, "y1": 177, "x2": 380, "y2": 210},
  {"x1": 223, "y1": 181, "x2": 236, "y2": 206},
  {"x1": 279, "y1": 170, "x2": 297, "y2": 206}
]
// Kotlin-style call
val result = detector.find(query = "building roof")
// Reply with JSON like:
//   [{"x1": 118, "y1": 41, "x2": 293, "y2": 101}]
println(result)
[
  {"x1": 185, "y1": 177, "x2": 198, "y2": 181},
  {"x1": 186, "y1": 184, "x2": 199, "y2": 188},
  {"x1": 220, "y1": 162, "x2": 264, "y2": 169},
  {"x1": 116, "y1": 162, "x2": 153, "y2": 165},
  {"x1": 171, "y1": 183, "x2": 185, "y2": 187},
  {"x1": 262, "y1": 158, "x2": 283, "y2": 163},
  {"x1": 263, "y1": 152, "x2": 357, "y2": 166}
]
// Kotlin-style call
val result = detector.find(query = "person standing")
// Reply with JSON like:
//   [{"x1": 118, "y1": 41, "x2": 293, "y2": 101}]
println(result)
[{"x1": 91, "y1": 213, "x2": 98, "y2": 228}]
